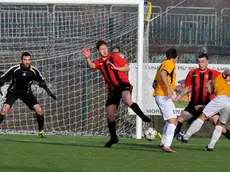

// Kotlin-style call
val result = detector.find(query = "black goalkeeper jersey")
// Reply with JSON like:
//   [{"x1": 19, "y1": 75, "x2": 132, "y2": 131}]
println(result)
[{"x1": 0, "y1": 63, "x2": 45, "y2": 93}]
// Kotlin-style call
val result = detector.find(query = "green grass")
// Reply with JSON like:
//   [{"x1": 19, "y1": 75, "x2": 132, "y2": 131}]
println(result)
[
  {"x1": 0, "y1": 135, "x2": 229, "y2": 172},
  {"x1": 175, "y1": 101, "x2": 189, "y2": 108}
]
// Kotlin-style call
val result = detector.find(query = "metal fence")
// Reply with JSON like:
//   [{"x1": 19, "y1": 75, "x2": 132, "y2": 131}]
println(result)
[
  {"x1": 147, "y1": 6, "x2": 230, "y2": 48},
  {"x1": 221, "y1": 8, "x2": 230, "y2": 46},
  {"x1": 1, "y1": 5, "x2": 230, "y2": 49},
  {"x1": 147, "y1": 6, "x2": 218, "y2": 46},
  {"x1": 0, "y1": 5, "x2": 49, "y2": 60}
]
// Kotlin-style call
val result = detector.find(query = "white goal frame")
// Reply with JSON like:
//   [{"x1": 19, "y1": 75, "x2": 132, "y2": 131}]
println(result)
[{"x1": 0, "y1": 0, "x2": 144, "y2": 139}]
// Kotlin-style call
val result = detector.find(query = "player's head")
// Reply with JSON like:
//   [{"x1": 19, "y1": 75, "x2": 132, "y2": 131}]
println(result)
[
  {"x1": 166, "y1": 48, "x2": 178, "y2": 60},
  {"x1": 96, "y1": 40, "x2": 109, "y2": 58},
  {"x1": 197, "y1": 53, "x2": 208, "y2": 71},
  {"x1": 21, "y1": 52, "x2": 31, "y2": 68},
  {"x1": 112, "y1": 46, "x2": 120, "y2": 54},
  {"x1": 223, "y1": 70, "x2": 230, "y2": 82}
]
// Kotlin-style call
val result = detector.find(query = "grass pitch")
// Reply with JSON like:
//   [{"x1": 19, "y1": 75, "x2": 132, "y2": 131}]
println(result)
[{"x1": 0, "y1": 135, "x2": 229, "y2": 172}]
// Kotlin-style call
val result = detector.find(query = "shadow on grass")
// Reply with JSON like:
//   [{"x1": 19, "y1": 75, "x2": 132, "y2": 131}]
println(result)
[
  {"x1": 0, "y1": 137, "x2": 162, "y2": 153},
  {"x1": 117, "y1": 141, "x2": 160, "y2": 149}
]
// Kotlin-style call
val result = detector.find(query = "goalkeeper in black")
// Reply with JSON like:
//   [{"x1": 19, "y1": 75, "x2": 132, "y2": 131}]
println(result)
[{"x1": 0, "y1": 52, "x2": 56, "y2": 137}]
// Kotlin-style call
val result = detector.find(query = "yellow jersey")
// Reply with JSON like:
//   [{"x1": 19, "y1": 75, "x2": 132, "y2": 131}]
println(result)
[
  {"x1": 153, "y1": 60, "x2": 176, "y2": 96},
  {"x1": 213, "y1": 73, "x2": 230, "y2": 97}
]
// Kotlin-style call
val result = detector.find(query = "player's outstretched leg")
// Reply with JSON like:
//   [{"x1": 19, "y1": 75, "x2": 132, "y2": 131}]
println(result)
[
  {"x1": 104, "y1": 121, "x2": 119, "y2": 148},
  {"x1": 182, "y1": 118, "x2": 204, "y2": 143},
  {"x1": 174, "y1": 111, "x2": 194, "y2": 138},
  {"x1": 122, "y1": 90, "x2": 151, "y2": 123},
  {"x1": 174, "y1": 121, "x2": 183, "y2": 137},
  {"x1": 129, "y1": 103, "x2": 151, "y2": 123}
]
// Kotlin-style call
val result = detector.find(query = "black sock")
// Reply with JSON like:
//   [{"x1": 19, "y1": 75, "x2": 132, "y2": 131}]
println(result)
[
  {"x1": 223, "y1": 129, "x2": 230, "y2": 140},
  {"x1": 108, "y1": 121, "x2": 117, "y2": 140},
  {"x1": 0, "y1": 114, "x2": 5, "y2": 124},
  {"x1": 174, "y1": 122, "x2": 183, "y2": 137},
  {"x1": 130, "y1": 103, "x2": 146, "y2": 118},
  {"x1": 36, "y1": 114, "x2": 44, "y2": 131}
]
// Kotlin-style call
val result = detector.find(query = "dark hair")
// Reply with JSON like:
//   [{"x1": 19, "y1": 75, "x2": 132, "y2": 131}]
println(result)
[
  {"x1": 166, "y1": 48, "x2": 177, "y2": 59},
  {"x1": 112, "y1": 46, "x2": 120, "y2": 52},
  {"x1": 96, "y1": 40, "x2": 108, "y2": 50},
  {"x1": 21, "y1": 52, "x2": 31, "y2": 60},
  {"x1": 198, "y1": 53, "x2": 208, "y2": 60}
]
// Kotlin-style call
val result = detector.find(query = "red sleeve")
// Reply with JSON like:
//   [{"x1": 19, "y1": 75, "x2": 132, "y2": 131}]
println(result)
[
  {"x1": 184, "y1": 70, "x2": 193, "y2": 87},
  {"x1": 93, "y1": 59, "x2": 100, "y2": 70},
  {"x1": 212, "y1": 69, "x2": 221, "y2": 79},
  {"x1": 113, "y1": 54, "x2": 128, "y2": 66}
]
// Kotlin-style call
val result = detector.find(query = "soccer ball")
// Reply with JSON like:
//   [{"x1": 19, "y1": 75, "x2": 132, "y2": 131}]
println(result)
[{"x1": 144, "y1": 127, "x2": 158, "y2": 141}]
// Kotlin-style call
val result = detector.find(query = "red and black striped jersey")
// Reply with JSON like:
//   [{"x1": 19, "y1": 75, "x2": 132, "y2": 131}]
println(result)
[
  {"x1": 184, "y1": 68, "x2": 220, "y2": 105},
  {"x1": 93, "y1": 53, "x2": 130, "y2": 91}
]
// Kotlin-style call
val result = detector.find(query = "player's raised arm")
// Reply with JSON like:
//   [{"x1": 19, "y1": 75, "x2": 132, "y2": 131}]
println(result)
[
  {"x1": 108, "y1": 53, "x2": 129, "y2": 72},
  {"x1": 82, "y1": 48, "x2": 96, "y2": 69},
  {"x1": 173, "y1": 86, "x2": 190, "y2": 102},
  {"x1": 206, "y1": 80, "x2": 214, "y2": 94},
  {"x1": 107, "y1": 59, "x2": 130, "y2": 72},
  {"x1": 33, "y1": 67, "x2": 57, "y2": 100},
  {"x1": 173, "y1": 70, "x2": 193, "y2": 102}
]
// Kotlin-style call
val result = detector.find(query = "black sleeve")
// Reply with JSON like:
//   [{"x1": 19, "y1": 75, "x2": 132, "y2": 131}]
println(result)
[
  {"x1": 33, "y1": 67, "x2": 47, "y2": 88},
  {"x1": 0, "y1": 66, "x2": 16, "y2": 87},
  {"x1": 32, "y1": 66, "x2": 56, "y2": 100}
]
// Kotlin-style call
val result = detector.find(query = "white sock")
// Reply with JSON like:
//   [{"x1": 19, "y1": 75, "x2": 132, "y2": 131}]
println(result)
[
  {"x1": 184, "y1": 118, "x2": 204, "y2": 140},
  {"x1": 164, "y1": 123, "x2": 176, "y2": 147},
  {"x1": 208, "y1": 125, "x2": 222, "y2": 149},
  {"x1": 161, "y1": 122, "x2": 168, "y2": 145}
]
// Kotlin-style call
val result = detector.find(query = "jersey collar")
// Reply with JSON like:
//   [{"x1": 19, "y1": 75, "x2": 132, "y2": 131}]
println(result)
[{"x1": 20, "y1": 63, "x2": 31, "y2": 71}]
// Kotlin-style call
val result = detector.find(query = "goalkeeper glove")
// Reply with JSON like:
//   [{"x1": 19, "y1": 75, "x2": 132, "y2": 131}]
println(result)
[
  {"x1": 39, "y1": 81, "x2": 57, "y2": 100},
  {"x1": 47, "y1": 90, "x2": 57, "y2": 100}
]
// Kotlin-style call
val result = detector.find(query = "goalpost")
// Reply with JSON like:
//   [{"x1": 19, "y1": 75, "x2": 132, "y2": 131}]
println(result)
[{"x1": 0, "y1": 0, "x2": 144, "y2": 138}]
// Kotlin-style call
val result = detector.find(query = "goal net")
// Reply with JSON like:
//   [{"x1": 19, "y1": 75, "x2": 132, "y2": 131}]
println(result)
[{"x1": 0, "y1": 2, "x2": 145, "y2": 136}]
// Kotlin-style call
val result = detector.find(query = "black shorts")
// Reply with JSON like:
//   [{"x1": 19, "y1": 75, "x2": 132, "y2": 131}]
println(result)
[
  {"x1": 4, "y1": 91, "x2": 39, "y2": 110},
  {"x1": 106, "y1": 83, "x2": 133, "y2": 107},
  {"x1": 184, "y1": 102, "x2": 204, "y2": 118}
]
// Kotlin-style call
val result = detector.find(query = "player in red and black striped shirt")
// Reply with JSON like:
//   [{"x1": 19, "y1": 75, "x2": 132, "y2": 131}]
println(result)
[
  {"x1": 82, "y1": 40, "x2": 151, "y2": 147},
  {"x1": 173, "y1": 53, "x2": 230, "y2": 139}
]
